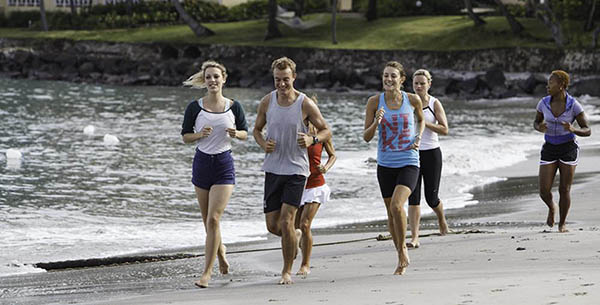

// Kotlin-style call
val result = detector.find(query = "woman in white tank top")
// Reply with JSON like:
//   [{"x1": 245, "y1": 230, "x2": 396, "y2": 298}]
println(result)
[{"x1": 407, "y1": 69, "x2": 450, "y2": 248}]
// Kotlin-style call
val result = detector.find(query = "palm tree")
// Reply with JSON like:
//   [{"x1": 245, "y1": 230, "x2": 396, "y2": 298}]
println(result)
[
  {"x1": 464, "y1": 0, "x2": 486, "y2": 26},
  {"x1": 171, "y1": 0, "x2": 214, "y2": 37},
  {"x1": 265, "y1": 0, "x2": 282, "y2": 40},
  {"x1": 39, "y1": 0, "x2": 48, "y2": 31}
]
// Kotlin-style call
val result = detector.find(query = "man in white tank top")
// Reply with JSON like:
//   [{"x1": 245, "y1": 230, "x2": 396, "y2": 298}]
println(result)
[{"x1": 253, "y1": 57, "x2": 331, "y2": 285}]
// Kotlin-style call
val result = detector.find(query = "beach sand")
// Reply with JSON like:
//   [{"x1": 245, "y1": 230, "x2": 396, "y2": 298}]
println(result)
[{"x1": 2, "y1": 146, "x2": 600, "y2": 305}]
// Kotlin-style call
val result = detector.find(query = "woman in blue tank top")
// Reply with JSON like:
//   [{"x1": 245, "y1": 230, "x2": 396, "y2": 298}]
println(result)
[
  {"x1": 534, "y1": 70, "x2": 591, "y2": 233},
  {"x1": 363, "y1": 61, "x2": 425, "y2": 275}
]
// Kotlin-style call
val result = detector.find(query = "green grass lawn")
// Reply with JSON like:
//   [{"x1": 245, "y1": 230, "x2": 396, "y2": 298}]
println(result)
[{"x1": 0, "y1": 14, "x2": 594, "y2": 50}]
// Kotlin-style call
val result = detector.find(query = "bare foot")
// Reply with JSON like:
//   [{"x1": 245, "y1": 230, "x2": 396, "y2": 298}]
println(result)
[
  {"x1": 406, "y1": 241, "x2": 420, "y2": 248},
  {"x1": 547, "y1": 205, "x2": 556, "y2": 227},
  {"x1": 218, "y1": 244, "x2": 229, "y2": 274},
  {"x1": 294, "y1": 229, "x2": 302, "y2": 260},
  {"x1": 194, "y1": 273, "x2": 211, "y2": 288},
  {"x1": 439, "y1": 220, "x2": 449, "y2": 236},
  {"x1": 558, "y1": 224, "x2": 569, "y2": 233},
  {"x1": 394, "y1": 245, "x2": 410, "y2": 275},
  {"x1": 279, "y1": 272, "x2": 293, "y2": 285},
  {"x1": 296, "y1": 265, "x2": 310, "y2": 276}
]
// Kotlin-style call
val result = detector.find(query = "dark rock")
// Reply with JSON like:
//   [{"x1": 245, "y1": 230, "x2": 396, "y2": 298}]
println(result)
[
  {"x1": 12, "y1": 50, "x2": 32, "y2": 64},
  {"x1": 364, "y1": 75, "x2": 380, "y2": 90},
  {"x1": 570, "y1": 77, "x2": 600, "y2": 97},
  {"x1": 33, "y1": 71, "x2": 57, "y2": 80},
  {"x1": 303, "y1": 71, "x2": 316, "y2": 88},
  {"x1": 78, "y1": 62, "x2": 96, "y2": 74},
  {"x1": 160, "y1": 45, "x2": 179, "y2": 60},
  {"x1": 182, "y1": 46, "x2": 202, "y2": 59},
  {"x1": 294, "y1": 74, "x2": 306, "y2": 89},
  {"x1": 519, "y1": 73, "x2": 547, "y2": 94},
  {"x1": 430, "y1": 76, "x2": 451, "y2": 96},
  {"x1": 96, "y1": 58, "x2": 120, "y2": 74},
  {"x1": 104, "y1": 74, "x2": 122, "y2": 84},
  {"x1": 485, "y1": 68, "x2": 506, "y2": 89},
  {"x1": 40, "y1": 63, "x2": 60, "y2": 73},
  {"x1": 457, "y1": 78, "x2": 480, "y2": 94},
  {"x1": 533, "y1": 83, "x2": 547, "y2": 97}
]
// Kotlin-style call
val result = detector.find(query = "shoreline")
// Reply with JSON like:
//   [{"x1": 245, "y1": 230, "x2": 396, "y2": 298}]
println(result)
[{"x1": 3, "y1": 141, "x2": 600, "y2": 304}]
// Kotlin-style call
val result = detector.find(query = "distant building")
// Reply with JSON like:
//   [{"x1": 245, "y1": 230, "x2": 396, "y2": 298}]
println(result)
[
  {"x1": 0, "y1": 0, "x2": 353, "y2": 18},
  {"x1": 1, "y1": 0, "x2": 106, "y2": 17}
]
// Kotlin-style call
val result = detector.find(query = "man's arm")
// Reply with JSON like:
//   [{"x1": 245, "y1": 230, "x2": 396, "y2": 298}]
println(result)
[{"x1": 301, "y1": 97, "x2": 331, "y2": 147}]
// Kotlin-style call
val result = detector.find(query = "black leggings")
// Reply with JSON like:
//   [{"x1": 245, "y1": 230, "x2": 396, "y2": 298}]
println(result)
[{"x1": 408, "y1": 147, "x2": 442, "y2": 208}]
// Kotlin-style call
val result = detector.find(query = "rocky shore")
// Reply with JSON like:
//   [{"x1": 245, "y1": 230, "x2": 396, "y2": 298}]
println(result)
[{"x1": 1, "y1": 38, "x2": 599, "y2": 98}]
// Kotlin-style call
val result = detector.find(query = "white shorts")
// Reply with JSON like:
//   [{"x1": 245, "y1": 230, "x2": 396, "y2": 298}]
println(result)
[{"x1": 300, "y1": 184, "x2": 331, "y2": 206}]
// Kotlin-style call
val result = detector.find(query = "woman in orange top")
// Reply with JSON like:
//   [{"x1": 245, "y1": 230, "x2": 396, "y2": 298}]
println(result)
[{"x1": 294, "y1": 97, "x2": 337, "y2": 276}]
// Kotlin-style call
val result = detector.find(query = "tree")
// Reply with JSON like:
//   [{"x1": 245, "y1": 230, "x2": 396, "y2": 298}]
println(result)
[
  {"x1": 39, "y1": 0, "x2": 48, "y2": 31},
  {"x1": 171, "y1": 0, "x2": 214, "y2": 37},
  {"x1": 331, "y1": 0, "x2": 338, "y2": 44},
  {"x1": 585, "y1": 0, "x2": 597, "y2": 31},
  {"x1": 593, "y1": 25, "x2": 600, "y2": 47},
  {"x1": 494, "y1": 0, "x2": 524, "y2": 34},
  {"x1": 534, "y1": 0, "x2": 567, "y2": 48},
  {"x1": 126, "y1": 0, "x2": 134, "y2": 16},
  {"x1": 366, "y1": 0, "x2": 377, "y2": 21},
  {"x1": 295, "y1": 0, "x2": 305, "y2": 18},
  {"x1": 265, "y1": 0, "x2": 282, "y2": 40},
  {"x1": 464, "y1": 0, "x2": 486, "y2": 26},
  {"x1": 68, "y1": 0, "x2": 77, "y2": 27},
  {"x1": 69, "y1": 0, "x2": 76, "y2": 16}
]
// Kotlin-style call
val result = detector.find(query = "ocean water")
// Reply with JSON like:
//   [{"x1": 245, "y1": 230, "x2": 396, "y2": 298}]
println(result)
[{"x1": 1, "y1": 78, "x2": 599, "y2": 277}]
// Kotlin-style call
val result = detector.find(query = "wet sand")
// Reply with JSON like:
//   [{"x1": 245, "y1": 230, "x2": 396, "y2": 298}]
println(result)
[{"x1": 2, "y1": 146, "x2": 600, "y2": 305}]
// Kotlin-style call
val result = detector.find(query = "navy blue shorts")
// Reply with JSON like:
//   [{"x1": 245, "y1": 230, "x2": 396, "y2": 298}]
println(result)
[
  {"x1": 263, "y1": 173, "x2": 307, "y2": 213},
  {"x1": 377, "y1": 165, "x2": 419, "y2": 198},
  {"x1": 192, "y1": 149, "x2": 235, "y2": 190}
]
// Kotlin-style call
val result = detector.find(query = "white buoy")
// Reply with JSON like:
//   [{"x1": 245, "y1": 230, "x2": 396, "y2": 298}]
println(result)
[
  {"x1": 103, "y1": 134, "x2": 120, "y2": 145},
  {"x1": 6, "y1": 148, "x2": 22, "y2": 160},
  {"x1": 83, "y1": 125, "x2": 95, "y2": 135}
]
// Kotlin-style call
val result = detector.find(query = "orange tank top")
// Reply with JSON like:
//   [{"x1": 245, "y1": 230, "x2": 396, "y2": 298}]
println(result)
[{"x1": 306, "y1": 142, "x2": 325, "y2": 189}]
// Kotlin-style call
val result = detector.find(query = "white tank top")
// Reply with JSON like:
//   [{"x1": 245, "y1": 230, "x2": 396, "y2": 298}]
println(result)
[
  {"x1": 261, "y1": 91, "x2": 310, "y2": 176},
  {"x1": 195, "y1": 99, "x2": 236, "y2": 154},
  {"x1": 420, "y1": 96, "x2": 440, "y2": 151}
]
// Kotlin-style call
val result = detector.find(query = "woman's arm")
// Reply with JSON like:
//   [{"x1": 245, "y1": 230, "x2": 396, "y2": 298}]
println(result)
[
  {"x1": 426, "y1": 99, "x2": 449, "y2": 135},
  {"x1": 409, "y1": 93, "x2": 425, "y2": 150},
  {"x1": 318, "y1": 139, "x2": 337, "y2": 173},
  {"x1": 363, "y1": 95, "x2": 381, "y2": 142},
  {"x1": 533, "y1": 111, "x2": 547, "y2": 133},
  {"x1": 563, "y1": 112, "x2": 591, "y2": 137}
]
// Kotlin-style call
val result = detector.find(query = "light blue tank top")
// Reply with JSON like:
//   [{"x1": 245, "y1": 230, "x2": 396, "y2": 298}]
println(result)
[{"x1": 377, "y1": 91, "x2": 419, "y2": 168}]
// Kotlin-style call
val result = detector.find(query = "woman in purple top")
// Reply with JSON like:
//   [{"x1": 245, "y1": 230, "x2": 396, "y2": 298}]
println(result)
[{"x1": 533, "y1": 70, "x2": 591, "y2": 233}]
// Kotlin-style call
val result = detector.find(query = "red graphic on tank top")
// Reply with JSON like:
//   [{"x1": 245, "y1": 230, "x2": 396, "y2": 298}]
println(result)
[{"x1": 381, "y1": 113, "x2": 411, "y2": 151}]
